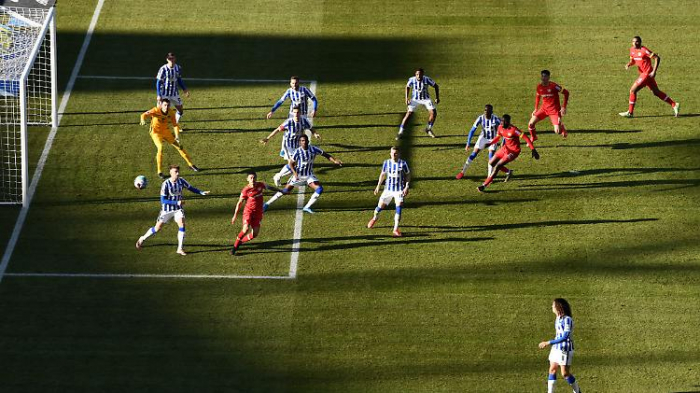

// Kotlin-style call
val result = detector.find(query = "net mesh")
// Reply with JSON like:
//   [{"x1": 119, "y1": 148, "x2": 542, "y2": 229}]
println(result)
[{"x1": 0, "y1": 6, "x2": 53, "y2": 204}]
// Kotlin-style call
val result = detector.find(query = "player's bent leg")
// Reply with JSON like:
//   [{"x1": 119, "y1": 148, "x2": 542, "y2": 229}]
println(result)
[
  {"x1": 397, "y1": 111, "x2": 413, "y2": 139},
  {"x1": 172, "y1": 143, "x2": 195, "y2": 168},
  {"x1": 425, "y1": 109, "x2": 437, "y2": 138},
  {"x1": 560, "y1": 365, "x2": 581, "y2": 393},
  {"x1": 303, "y1": 182, "x2": 323, "y2": 213},
  {"x1": 528, "y1": 115, "x2": 541, "y2": 141}
]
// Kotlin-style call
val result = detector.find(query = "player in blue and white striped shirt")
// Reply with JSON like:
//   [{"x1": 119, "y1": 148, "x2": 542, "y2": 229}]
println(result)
[
  {"x1": 398, "y1": 68, "x2": 440, "y2": 139},
  {"x1": 539, "y1": 298, "x2": 582, "y2": 393},
  {"x1": 456, "y1": 105, "x2": 502, "y2": 179},
  {"x1": 264, "y1": 135, "x2": 342, "y2": 214},
  {"x1": 156, "y1": 53, "x2": 189, "y2": 124},
  {"x1": 367, "y1": 147, "x2": 411, "y2": 237},
  {"x1": 136, "y1": 164, "x2": 209, "y2": 256},
  {"x1": 266, "y1": 76, "x2": 318, "y2": 125},
  {"x1": 260, "y1": 106, "x2": 321, "y2": 186}
]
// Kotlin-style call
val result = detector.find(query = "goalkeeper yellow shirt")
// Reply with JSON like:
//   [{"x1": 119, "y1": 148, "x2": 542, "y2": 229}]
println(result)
[{"x1": 142, "y1": 107, "x2": 179, "y2": 136}]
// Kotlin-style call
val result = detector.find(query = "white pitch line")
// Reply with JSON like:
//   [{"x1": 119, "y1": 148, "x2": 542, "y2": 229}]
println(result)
[
  {"x1": 0, "y1": 0, "x2": 106, "y2": 284},
  {"x1": 4, "y1": 272, "x2": 293, "y2": 280},
  {"x1": 78, "y1": 75, "x2": 290, "y2": 83}
]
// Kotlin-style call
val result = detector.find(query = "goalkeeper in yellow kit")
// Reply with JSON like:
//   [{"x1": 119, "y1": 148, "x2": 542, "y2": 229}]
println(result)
[{"x1": 140, "y1": 98, "x2": 199, "y2": 178}]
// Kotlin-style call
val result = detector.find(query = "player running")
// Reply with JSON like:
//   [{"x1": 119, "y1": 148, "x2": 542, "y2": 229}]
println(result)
[
  {"x1": 140, "y1": 99, "x2": 200, "y2": 179},
  {"x1": 230, "y1": 172, "x2": 281, "y2": 256},
  {"x1": 477, "y1": 114, "x2": 539, "y2": 192},
  {"x1": 397, "y1": 68, "x2": 440, "y2": 139},
  {"x1": 266, "y1": 76, "x2": 318, "y2": 125},
  {"x1": 263, "y1": 135, "x2": 342, "y2": 214},
  {"x1": 619, "y1": 36, "x2": 679, "y2": 118},
  {"x1": 260, "y1": 106, "x2": 321, "y2": 186},
  {"x1": 528, "y1": 70, "x2": 569, "y2": 141},
  {"x1": 538, "y1": 298, "x2": 583, "y2": 393},
  {"x1": 367, "y1": 146, "x2": 410, "y2": 237},
  {"x1": 136, "y1": 164, "x2": 210, "y2": 256},
  {"x1": 156, "y1": 52, "x2": 189, "y2": 125},
  {"x1": 456, "y1": 104, "x2": 501, "y2": 179}
]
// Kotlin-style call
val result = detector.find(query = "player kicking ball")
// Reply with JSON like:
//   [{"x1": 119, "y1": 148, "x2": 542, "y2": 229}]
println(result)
[
  {"x1": 477, "y1": 114, "x2": 539, "y2": 192},
  {"x1": 136, "y1": 164, "x2": 210, "y2": 255},
  {"x1": 619, "y1": 36, "x2": 679, "y2": 118},
  {"x1": 528, "y1": 69, "x2": 570, "y2": 141},
  {"x1": 230, "y1": 172, "x2": 282, "y2": 255},
  {"x1": 263, "y1": 135, "x2": 342, "y2": 214},
  {"x1": 397, "y1": 68, "x2": 440, "y2": 140},
  {"x1": 367, "y1": 146, "x2": 410, "y2": 237}
]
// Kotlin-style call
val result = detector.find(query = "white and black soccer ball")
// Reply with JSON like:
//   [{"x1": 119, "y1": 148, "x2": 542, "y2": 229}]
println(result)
[{"x1": 134, "y1": 175, "x2": 148, "y2": 190}]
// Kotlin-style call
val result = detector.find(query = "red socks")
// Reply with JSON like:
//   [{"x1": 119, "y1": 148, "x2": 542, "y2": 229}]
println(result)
[
  {"x1": 654, "y1": 90, "x2": 675, "y2": 106},
  {"x1": 628, "y1": 92, "x2": 636, "y2": 113},
  {"x1": 234, "y1": 231, "x2": 256, "y2": 248}
]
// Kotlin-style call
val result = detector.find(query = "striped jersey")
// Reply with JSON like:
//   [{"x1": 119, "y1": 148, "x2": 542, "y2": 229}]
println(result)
[
  {"x1": 472, "y1": 114, "x2": 501, "y2": 140},
  {"x1": 281, "y1": 117, "x2": 312, "y2": 151},
  {"x1": 382, "y1": 159, "x2": 410, "y2": 192},
  {"x1": 554, "y1": 316, "x2": 575, "y2": 352},
  {"x1": 156, "y1": 64, "x2": 184, "y2": 97},
  {"x1": 290, "y1": 145, "x2": 324, "y2": 177},
  {"x1": 407, "y1": 76, "x2": 436, "y2": 100},
  {"x1": 278, "y1": 87, "x2": 316, "y2": 115},
  {"x1": 160, "y1": 178, "x2": 193, "y2": 212}
]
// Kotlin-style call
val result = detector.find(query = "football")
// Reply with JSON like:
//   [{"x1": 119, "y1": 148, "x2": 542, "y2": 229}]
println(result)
[{"x1": 134, "y1": 175, "x2": 148, "y2": 190}]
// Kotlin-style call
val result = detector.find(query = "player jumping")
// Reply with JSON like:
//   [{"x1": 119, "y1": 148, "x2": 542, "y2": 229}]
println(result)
[
  {"x1": 538, "y1": 298, "x2": 583, "y2": 393},
  {"x1": 367, "y1": 146, "x2": 410, "y2": 237},
  {"x1": 260, "y1": 106, "x2": 321, "y2": 186},
  {"x1": 267, "y1": 76, "x2": 318, "y2": 125},
  {"x1": 156, "y1": 52, "x2": 189, "y2": 125},
  {"x1": 477, "y1": 114, "x2": 539, "y2": 192},
  {"x1": 456, "y1": 104, "x2": 501, "y2": 179},
  {"x1": 140, "y1": 98, "x2": 200, "y2": 179},
  {"x1": 619, "y1": 36, "x2": 679, "y2": 118},
  {"x1": 528, "y1": 70, "x2": 569, "y2": 141},
  {"x1": 136, "y1": 164, "x2": 209, "y2": 256},
  {"x1": 263, "y1": 135, "x2": 342, "y2": 214},
  {"x1": 397, "y1": 68, "x2": 440, "y2": 140},
  {"x1": 230, "y1": 172, "x2": 281, "y2": 255}
]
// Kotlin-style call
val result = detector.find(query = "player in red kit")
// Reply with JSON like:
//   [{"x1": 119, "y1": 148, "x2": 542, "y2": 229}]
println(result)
[
  {"x1": 478, "y1": 114, "x2": 539, "y2": 193},
  {"x1": 230, "y1": 172, "x2": 281, "y2": 255},
  {"x1": 528, "y1": 69, "x2": 569, "y2": 141},
  {"x1": 619, "y1": 36, "x2": 679, "y2": 118}
]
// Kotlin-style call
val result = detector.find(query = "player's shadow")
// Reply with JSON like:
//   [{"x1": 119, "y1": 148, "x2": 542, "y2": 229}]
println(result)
[
  {"x1": 314, "y1": 124, "x2": 397, "y2": 131},
  {"x1": 402, "y1": 218, "x2": 658, "y2": 234},
  {"x1": 518, "y1": 178, "x2": 700, "y2": 192},
  {"x1": 508, "y1": 167, "x2": 700, "y2": 181},
  {"x1": 184, "y1": 127, "x2": 271, "y2": 134},
  {"x1": 562, "y1": 128, "x2": 643, "y2": 134},
  {"x1": 631, "y1": 113, "x2": 700, "y2": 118},
  {"x1": 320, "y1": 111, "x2": 406, "y2": 119},
  {"x1": 61, "y1": 105, "x2": 269, "y2": 116},
  {"x1": 549, "y1": 138, "x2": 700, "y2": 150}
]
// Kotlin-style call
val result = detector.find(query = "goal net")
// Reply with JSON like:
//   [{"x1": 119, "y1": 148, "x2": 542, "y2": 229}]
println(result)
[{"x1": 0, "y1": 4, "x2": 56, "y2": 206}]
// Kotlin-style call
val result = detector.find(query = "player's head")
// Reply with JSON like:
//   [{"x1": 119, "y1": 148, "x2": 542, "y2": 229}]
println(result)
[
  {"x1": 390, "y1": 146, "x2": 400, "y2": 161},
  {"x1": 160, "y1": 98, "x2": 171, "y2": 112},
  {"x1": 291, "y1": 106, "x2": 301, "y2": 120},
  {"x1": 484, "y1": 104, "x2": 493, "y2": 117},
  {"x1": 540, "y1": 69, "x2": 551, "y2": 84},
  {"x1": 414, "y1": 68, "x2": 424, "y2": 78},
  {"x1": 299, "y1": 134, "x2": 309, "y2": 149},
  {"x1": 247, "y1": 171, "x2": 257, "y2": 184},
  {"x1": 290, "y1": 76, "x2": 300, "y2": 89},
  {"x1": 166, "y1": 52, "x2": 176, "y2": 65},
  {"x1": 168, "y1": 164, "x2": 180, "y2": 179},
  {"x1": 502, "y1": 114, "x2": 511, "y2": 126},
  {"x1": 632, "y1": 36, "x2": 642, "y2": 48},
  {"x1": 552, "y1": 298, "x2": 572, "y2": 317}
]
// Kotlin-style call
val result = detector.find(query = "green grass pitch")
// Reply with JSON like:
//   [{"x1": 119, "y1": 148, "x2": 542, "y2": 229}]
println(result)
[{"x1": 1, "y1": 0, "x2": 699, "y2": 391}]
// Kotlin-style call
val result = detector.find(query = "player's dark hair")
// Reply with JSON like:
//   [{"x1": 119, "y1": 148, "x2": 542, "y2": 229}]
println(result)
[
  {"x1": 553, "y1": 298, "x2": 572, "y2": 317},
  {"x1": 292, "y1": 106, "x2": 300, "y2": 111},
  {"x1": 391, "y1": 146, "x2": 400, "y2": 152},
  {"x1": 290, "y1": 76, "x2": 300, "y2": 81},
  {"x1": 166, "y1": 52, "x2": 176, "y2": 59},
  {"x1": 415, "y1": 68, "x2": 424, "y2": 74},
  {"x1": 541, "y1": 69, "x2": 551, "y2": 77},
  {"x1": 168, "y1": 164, "x2": 180, "y2": 171},
  {"x1": 160, "y1": 98, "x2": 170, "y2": 104},
  {"x1": 502, "y1": 114, "x2": 511, "y2": 122},
  {"x1": 634, "y1": 35, "x2": 642, "y2": 43},
  {"x1": 299, "y1": 134, "x2": 309, "y2": 141},
  {"x1": 485, "y1": 104, "x2": 493, "y2": 111},
  {"x1": 247, "y1": 171, "x2": 257, "y2": 177}
]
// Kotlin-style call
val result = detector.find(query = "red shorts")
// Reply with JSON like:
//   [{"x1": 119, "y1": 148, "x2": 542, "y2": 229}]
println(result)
[
  {"x1": 534, "y1": 108, "x2": 561, "y2": 126},
  {"x1": 494, "y1": 148, "x2": 519, "y2": 164},
  {"x1": 634, "y1": 74, "x2": 658, "y2": 90},
  {"x1": 243, "y1": 210, "x2": 263, "y2": 227}
]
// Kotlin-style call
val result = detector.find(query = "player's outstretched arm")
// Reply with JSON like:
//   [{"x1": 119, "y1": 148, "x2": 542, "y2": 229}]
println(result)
[
  {"x1": 374, "y1": 172, "x2": 386, "y2": 195},
  {"x1": 322, "y1": 152, "x2": 342, "y2": 166},
  {"x1": 139, "y1": 110, "x2": 153, "y2": 126},
  {"x1": 265, "y1": 184, "x2": 283, "y2": 194},
  {"x1": 466, "y1": 125, "x2": 478, "y2": 150},
  {"x1": 231, "y1": 197, "x2": 244, "y2": 224},
  {"x1": 309, "y1": 95, "x2": 319, "y2": 118},
  {"x1": 261, "y1": 126, "x2": 282, "y2": 144},
  {"x1": 311, "y1": 128, "x2": 321, "y2": 139},
  {"x1": 625, "y1": 56, "x2": 634, "y2": 70},
  {"x1": 288, "y1": 160, "x2": 299, "y2": 179},
  {"x1": 433, "y1": 84, "x2": 440, "y2": 104}
]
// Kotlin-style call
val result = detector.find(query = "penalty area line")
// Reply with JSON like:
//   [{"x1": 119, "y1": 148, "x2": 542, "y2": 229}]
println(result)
[{"x1": 4, "y1": 272, "x2": 293, "y2": 280}]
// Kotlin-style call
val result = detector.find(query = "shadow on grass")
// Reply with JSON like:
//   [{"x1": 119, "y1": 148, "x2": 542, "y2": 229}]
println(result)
[{"x1": 61, "y1": 105, "x2": 270, "y2": 115}]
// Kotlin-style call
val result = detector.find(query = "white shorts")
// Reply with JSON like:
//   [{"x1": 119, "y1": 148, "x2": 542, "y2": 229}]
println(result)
[
  {"x1": 474, "y1": 134, "x2": 498, "y2": 151},
  {"x1": 280, "y1": 145, "x2": 297, "y2": 160},
  {"x1": 160, "y1": 94, "x2": 182, "y2": 107},
  {"x1": 548, "y1": 348, "x2": 573, "y2": 366},
  {"x1": 378, "y1": 190, "x2": 404, "y2": 206},
  {"x1": 407, "y1": 99, "x2": 435, "y2": 112},
  {"x1": 287, "y1": 175, "x2": 319, "y2": 187},
  {"x1": 157, "y1": 209, "x2": 184, "y2": 224}
]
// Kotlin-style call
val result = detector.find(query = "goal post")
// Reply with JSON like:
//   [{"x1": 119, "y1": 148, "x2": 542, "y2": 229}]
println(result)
[{"x1": 0, "y1": 0, "x2": 57, "y2": 207}]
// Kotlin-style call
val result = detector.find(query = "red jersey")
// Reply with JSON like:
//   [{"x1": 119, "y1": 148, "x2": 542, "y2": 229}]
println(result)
[
  {"x1": 491, "y1": 124, "x2": 534, "y2": 153},
  {"x1": 240, "y1": 182, "x2": 267, "y2": 213},
  {"x1": 630, "y1": 46, "x2": 654, "y2": 75},
  {"x1": 536, "y1": 82, "x2": 565, "y2": 112}
]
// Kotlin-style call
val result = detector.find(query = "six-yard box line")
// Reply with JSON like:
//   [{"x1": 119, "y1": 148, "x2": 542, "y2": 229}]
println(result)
[{"x1": 3, "y1": 73, "x2": 318, "y2": 281}]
